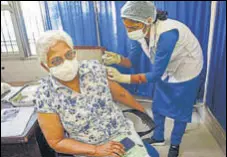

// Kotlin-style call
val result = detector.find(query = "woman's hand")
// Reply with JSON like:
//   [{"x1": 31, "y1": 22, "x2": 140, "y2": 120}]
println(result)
[
  {"x1": 102, "y1": 51, "x2": 122, "y2": 65},
  {"x1": 106, "y1": 67, "x2": 131, "y2": 84},
  {"x1": 93, "y1": 141, "x2": 125, "y2": 157}
]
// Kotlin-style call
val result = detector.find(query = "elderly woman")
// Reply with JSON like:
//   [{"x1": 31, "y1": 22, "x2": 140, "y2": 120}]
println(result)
[{"x1": 35, "y1": 30, "x2": 152, "y2": 157}]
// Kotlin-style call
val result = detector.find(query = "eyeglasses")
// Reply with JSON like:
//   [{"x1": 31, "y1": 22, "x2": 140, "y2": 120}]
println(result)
[{"x1": 50, "y1": 50, "x2": 77, "y2": 67}]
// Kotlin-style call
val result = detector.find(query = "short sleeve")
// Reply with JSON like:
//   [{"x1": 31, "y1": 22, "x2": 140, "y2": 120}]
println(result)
[
  {"x1": 34, "y1": 80, "x2": 56, "y2": 113},
  {"x1": 128, "y1": 40, "x2": 143, "y2": 68},
  {"x1": 79, "y1": 60, "x2": 110, "y2": 96}
]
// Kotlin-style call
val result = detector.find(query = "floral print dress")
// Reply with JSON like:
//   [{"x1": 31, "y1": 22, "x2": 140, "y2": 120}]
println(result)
[{"x1": 35, "y1": 60, "x2": 149, "y2": 157}]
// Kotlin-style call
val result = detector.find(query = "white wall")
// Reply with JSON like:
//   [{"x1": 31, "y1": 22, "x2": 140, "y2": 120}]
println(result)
[
  {"x1": 1, "y1": 48, "x2": 103, "y2": 83},
  {"x1": 1, "y1": 58, "x2": 48, "y2": 83}
]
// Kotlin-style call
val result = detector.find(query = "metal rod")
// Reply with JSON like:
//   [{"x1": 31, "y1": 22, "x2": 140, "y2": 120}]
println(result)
[
  {"x1": 1, "y1": 28, "x2": 9, "y2": 53},
  {"x1": 93, "y1": 1, "x2": 101, "y2": 46},
  {"x1": 35, "y1": 15, "x2": 41, "y2": 37},
  {"x1": 3, "y1": 10, "x2": 14, "y2": 53},
  {"x1": 38, "y1": 1, "x2": 46, "y2": 30},
  {"x1": 3, "y1": 11, "x2": 15, "y2": 53}
]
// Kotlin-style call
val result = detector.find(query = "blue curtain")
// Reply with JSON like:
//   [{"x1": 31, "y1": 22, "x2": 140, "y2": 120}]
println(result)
[
  {"x1": 206, "y1": 1, "x2": 226, "y2": 131},
  {"x1": 40, "y1": 1, "x2": 98, "y2": 46},
  {"x1": 96, "y1": 1, "x2": 211, "y2": 100},
  {"x1": 41, "y1": 1, "x2": 211, "y2": 101}
]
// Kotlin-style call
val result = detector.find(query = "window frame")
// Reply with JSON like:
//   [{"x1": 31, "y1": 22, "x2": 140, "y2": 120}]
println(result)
[{"x1": 1, "y1": 1, "x2": 31, "y2": 60}]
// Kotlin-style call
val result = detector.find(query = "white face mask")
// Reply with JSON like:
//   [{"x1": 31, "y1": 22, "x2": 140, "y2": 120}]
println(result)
[
  {"x1": 49, "y1": 58, "x2": 79, "y2": 82},
  {"x1": 127, "y1": 28, "x2": 146, "y2": 40},
  {"x1": 127, "y1": 23, "x2": 151, "y2": 41}
]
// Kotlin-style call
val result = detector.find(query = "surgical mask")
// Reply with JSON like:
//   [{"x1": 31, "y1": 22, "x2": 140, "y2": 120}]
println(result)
[
  {"x1": 49, "y1": 58, "x2": 79, "y2": 82},
  {"x1": 127, "y1": 25, "x2": 150, "y2": 41},
  {"x1": 127, "y1": 29, "x2": 146, "y2": 40}
]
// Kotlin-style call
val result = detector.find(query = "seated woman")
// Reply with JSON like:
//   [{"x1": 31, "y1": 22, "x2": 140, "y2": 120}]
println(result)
[{"x1": 35, "y1": 30, "x2": 151, "y2": 157}]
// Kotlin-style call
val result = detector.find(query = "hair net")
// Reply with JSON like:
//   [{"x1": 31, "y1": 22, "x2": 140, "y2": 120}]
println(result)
[
  {"x1": 121, "y1": 1, "x2": 157, "y2": 24},
  {"x1": 36, "y1": 30, "x2": 74, "y2": 64}
]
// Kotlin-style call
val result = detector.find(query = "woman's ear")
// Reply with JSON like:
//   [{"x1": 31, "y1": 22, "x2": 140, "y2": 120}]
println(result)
[{"x1": 40, "y1": 62, "x2": 50, "y2": 72}]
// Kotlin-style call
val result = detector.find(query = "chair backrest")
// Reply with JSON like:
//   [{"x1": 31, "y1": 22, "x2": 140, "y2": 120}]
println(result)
[
  {"x1": 74, "y1": 46, "x2": 106, "y2": 63},
  {"x1": 123, "y1": 109, "x2": 155, "y2": 137}
]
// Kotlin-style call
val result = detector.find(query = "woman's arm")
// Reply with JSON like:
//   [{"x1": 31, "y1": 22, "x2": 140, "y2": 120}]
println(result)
[
  {"x1": 38, "y1": 113, "x2": 96, "y2": 155},
  {"x1": 103, "y1": 41, "x2": 141, "y2": 68},
  {"x1": 120, "y1": 40, "x2": 143, "y2": 68},
  {"x1": 143, "y1": 29, "x2": 179, "y2": 83},
  {"x1": 124, "y1": 29, "x2": 179, "y2": 84},
  {"x1": 108, "y1": 80, "x2": 145, "y2": 112},
  {"x1": 103, "y1": 51, "x2": 132, "y2": 68},
  {"x1": 38, "y1": 113, "x2": 125, "y2": 157},
  {"x1": 119, "y1": 56, "x2": 132, "y2": 68}
]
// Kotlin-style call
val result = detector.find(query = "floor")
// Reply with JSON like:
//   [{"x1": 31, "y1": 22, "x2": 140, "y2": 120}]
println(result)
[
  {"x1": 152, "y1": 114, "x2": 225, "y2": 157},
  {"x1": 119, "y1": 100, "x2": 225, "y2": 157}
]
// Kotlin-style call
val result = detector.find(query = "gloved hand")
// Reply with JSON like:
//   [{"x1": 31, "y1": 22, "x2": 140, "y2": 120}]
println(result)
[
  {"x1": 102, "y1": 51, "x2": 122, "y2": 65},
  {"x1": 106, "y1": 67, "x2": 131, "y2": 84},
  {"x1": 93, "y1": 141, "x2": 125, "y2": 157}
]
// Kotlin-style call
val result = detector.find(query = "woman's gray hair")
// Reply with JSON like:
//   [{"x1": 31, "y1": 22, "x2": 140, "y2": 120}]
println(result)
[{"x1": 36, "y1": 30, "x2": 74, "y2": 64}]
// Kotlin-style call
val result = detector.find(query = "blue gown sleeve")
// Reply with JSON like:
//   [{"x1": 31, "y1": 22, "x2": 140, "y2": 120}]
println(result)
[
  {"x1": 127, "y1": 40, "x2": 143, "y2": 68},
  {"x1": 145, "y1": 29, "x2": 179, "y2": 83}
]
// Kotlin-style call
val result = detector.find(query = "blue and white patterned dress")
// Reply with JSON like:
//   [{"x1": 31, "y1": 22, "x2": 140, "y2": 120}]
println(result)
[{"x1": 35, "y1": 60, "x2": 149, "y2": 157}]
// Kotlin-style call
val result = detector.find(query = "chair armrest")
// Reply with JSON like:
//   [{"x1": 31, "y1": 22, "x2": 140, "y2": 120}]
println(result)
[{"x1": 123, "y1": 109, "x2": 156, "y2": 137}]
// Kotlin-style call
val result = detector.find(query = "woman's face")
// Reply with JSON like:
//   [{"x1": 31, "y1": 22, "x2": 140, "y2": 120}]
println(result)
[
  {"x1": 123, "y1": 18, "x2": 146, "y2": 33},
  {"x1": 47, "y1": 41, "x2": 76, "y2": 68}
]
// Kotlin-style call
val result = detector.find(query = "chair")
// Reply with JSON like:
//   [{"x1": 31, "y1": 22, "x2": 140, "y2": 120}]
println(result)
[{"x1": 74, "y1": 46, "x2": 106, "y2": 63}]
